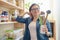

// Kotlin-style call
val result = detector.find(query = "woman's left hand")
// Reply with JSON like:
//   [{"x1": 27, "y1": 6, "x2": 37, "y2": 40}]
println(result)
[{"x1": 44, "y1": 25, "x2": 50, "y2": 36}]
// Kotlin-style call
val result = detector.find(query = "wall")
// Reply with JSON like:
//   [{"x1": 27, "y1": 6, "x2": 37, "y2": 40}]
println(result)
[{"x1": 53, "y1": 0, "x2": 60, "y2": 40}]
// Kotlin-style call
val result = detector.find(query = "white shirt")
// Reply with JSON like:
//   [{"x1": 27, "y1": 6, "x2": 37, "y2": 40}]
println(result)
[{"x1": 29, "y1": 21, "x2": 37, "y2": 40}]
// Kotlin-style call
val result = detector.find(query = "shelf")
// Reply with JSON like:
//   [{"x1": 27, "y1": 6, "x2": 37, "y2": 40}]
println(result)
[
  {"x1": 15, "y1": 35, "x2": 23, "y2": 40},
  {"x1": 14, "y1": 29, "x2": 24, "y2": 33},
  {"x1": 0, "y1": 0, "x2": 23, "y2": 10},
  {"x1": 0, "y1": 21, "x2": 17, "y2": 24},
  {"x1": 14, "y1": 29, "x2": 24, "y2": 40}
]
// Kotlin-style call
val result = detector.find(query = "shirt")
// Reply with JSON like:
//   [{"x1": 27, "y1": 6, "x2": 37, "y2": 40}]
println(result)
[{"x1": 29, "y1": 21, "x2": 37, "y2": 40}]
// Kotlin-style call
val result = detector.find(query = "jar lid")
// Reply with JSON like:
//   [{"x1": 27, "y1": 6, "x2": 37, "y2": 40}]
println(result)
[{"x1": 1, "y1": 11, "x2": 8, "y2": 15}]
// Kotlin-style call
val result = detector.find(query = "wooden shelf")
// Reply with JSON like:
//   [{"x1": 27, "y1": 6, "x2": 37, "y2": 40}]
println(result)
[
  {"x1": 14, "y1": 29, "x2": 24, "y2": 32},
  {"x1": 15, "y1": 35, "x2": 23, "y2": 40},
  {"x1": 0, "y1": 21, "x2": 17, "y2": 24},
  {"x1": 0, "y1": 0, "x2": 23, "y2": 10},
  {"x1": 14, "y1": 29, "x2": 24, "y2": 40}
]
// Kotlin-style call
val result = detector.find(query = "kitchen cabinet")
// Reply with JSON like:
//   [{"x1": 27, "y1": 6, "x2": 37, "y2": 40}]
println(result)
[{"x1": 49, "y1": 20, "x2": 56, "y2": 40}]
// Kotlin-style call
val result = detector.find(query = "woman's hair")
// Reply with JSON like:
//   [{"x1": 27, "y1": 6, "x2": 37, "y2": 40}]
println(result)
[
  {"x1": 29, "y1": 3, "x2": 40, "y2": 19},
  {"x1": 29, "y1": 3, "x2": 40, "y2": 12}
]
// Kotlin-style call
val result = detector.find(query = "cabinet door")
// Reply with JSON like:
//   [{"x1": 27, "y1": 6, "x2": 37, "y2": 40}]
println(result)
[{"x1": 50, "y1": 22, "x2": 56, "y2": 40}]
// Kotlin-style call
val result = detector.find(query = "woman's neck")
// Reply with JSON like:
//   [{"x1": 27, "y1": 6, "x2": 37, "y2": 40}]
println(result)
[{"x1": 33, "y1": 16, "x2": 38, "y2": 22}]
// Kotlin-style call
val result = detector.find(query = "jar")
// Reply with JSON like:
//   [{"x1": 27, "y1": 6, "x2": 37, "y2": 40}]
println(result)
[{"x1": 1, "y1": 11, "x2": 9, "y2": 22}]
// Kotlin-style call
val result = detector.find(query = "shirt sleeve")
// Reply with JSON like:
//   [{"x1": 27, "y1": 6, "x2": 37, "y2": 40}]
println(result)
[
  {"x1": 16, "y1": 16, "x2": 27, "y2": 23},
  {"x1": 46, "y1": 20, "x2": 52, "y2": 37}
]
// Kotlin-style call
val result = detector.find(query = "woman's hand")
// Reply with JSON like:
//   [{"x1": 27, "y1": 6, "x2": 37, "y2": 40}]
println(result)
[
  {"x1": 18, "y1": 12, "x2": 29, "y2": 17},
  {"x1": 41, "y1": 25, "x2": 50, "y2": 36},
  {"x1": 44, "y1": 25, "x2": 49, "y2": 36}
]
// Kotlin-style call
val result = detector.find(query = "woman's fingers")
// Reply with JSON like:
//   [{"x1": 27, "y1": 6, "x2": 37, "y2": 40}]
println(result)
[
  {"x1": 41, "y1": 25, "x2": 48, "y2": 33},
  {"x1": 41, "y1": 26, "x2": 46, "y2": 32}
]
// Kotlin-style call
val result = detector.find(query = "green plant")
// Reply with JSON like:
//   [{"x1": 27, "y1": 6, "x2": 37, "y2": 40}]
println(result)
[{"x1": 24, "y1": 2, "x2": 30, "y2": 10}]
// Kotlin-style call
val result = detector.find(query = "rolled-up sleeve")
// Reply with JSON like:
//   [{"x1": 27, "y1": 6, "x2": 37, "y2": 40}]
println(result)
[{"x1": 16, "y1": 16, "x2": 26, "y2": 23}]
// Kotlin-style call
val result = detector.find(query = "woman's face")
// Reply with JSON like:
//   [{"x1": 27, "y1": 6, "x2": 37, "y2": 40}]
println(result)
[{"x1": 30, "y1": 5, "x2": 40, "y2": 17}]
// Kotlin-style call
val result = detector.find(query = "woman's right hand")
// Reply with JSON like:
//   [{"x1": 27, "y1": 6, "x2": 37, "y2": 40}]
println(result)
[{"x1": 18, "y1": 12, "x2": 29, "y2": 17}]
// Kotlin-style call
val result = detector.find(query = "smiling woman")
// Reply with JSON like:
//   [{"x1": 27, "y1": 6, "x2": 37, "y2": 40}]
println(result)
[{"x1": 16, "y1": 3, "x2": 52, "y2": 40}]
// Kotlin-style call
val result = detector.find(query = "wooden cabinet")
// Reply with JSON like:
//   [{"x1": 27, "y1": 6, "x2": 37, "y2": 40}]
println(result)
[
  {"x1": 0, "y1": 0, "x2": 24, "y2": 40},
  {"x1": 49, "y1": 20, "x2": 56, "y2": 40}
]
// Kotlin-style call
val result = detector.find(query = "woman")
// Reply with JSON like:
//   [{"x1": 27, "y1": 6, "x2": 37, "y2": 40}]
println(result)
[{"x1": 16, "y1": 3, "x2": 52, "y2": 40}]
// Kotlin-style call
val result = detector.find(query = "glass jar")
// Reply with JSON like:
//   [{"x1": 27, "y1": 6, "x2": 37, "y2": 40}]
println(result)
[{"x1": 1, "y1": 11, "x2": 9, "y2": 22}]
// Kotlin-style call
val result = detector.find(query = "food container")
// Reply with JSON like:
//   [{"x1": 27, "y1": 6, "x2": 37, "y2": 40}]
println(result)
[{"x1": 1, "y1": 11, "x2": 9, "y2": 22}]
